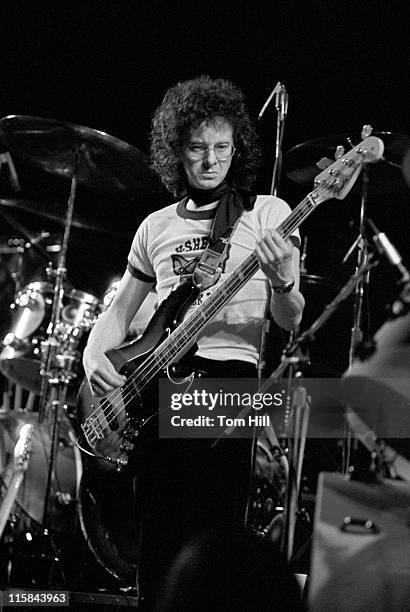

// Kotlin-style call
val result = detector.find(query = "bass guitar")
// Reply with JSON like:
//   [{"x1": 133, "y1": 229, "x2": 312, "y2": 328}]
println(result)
[{"x1": 77, "y1": 136, "x2": 384, "y2": 472}]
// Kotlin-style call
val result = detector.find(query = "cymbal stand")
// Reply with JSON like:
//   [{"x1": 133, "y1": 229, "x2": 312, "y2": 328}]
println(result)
[
  {"x1": 36, "y1": 147, "x2": 82, "y2": 584},
  {"x1": 343, "y1": 126, "x2": 374, "y2": 475}
]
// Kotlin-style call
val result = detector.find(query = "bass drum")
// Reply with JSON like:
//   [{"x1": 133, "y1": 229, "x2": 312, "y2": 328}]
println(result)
[{"x1": 0, "y1": 411, "x2": 82, "y2": 534}]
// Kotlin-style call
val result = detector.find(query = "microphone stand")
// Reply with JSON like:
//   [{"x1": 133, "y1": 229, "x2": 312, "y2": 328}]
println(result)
[
  {"x1": 270, "y1": 86, "x2": 288, "y2": 197},
  {"x1": 257, "y1": 82, "x2": 289, "y2": 381},
  {"x1": 253, "y1": 82, "x2": 293, "y2": 540}
]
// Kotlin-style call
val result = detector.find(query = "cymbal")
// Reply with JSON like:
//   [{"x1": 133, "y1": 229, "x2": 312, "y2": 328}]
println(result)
[
  {"x1": 0, "y1": 197, "x2": 119, "y2": 234},
  {"x1": 0, "y1": 115, "x2": 162, "y2": 195},
  {"x1": 285, "y1": 131, "x2": 410, "y2": 195}
]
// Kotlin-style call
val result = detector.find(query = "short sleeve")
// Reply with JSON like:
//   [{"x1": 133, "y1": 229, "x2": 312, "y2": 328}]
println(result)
[{"x1": 127, "y1": 217, "x2": 156, "y2": 283}]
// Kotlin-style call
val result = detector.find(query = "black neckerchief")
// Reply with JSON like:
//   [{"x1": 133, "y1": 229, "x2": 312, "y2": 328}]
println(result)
[{"x1": 185, "y1": 181, "x2": 257, "y2": 245}]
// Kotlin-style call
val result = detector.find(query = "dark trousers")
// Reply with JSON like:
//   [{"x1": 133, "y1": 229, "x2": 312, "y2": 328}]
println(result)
[{"x1": 136, "y1": 357, "x2": 257, "y2": 609}]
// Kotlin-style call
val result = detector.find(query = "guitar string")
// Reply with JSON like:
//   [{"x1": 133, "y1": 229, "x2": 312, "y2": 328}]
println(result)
[{"x1": 85, "y1": 152, "x2": 370, "y2": 437}]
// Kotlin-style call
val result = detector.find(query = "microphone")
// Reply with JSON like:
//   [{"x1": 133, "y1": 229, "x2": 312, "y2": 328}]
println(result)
[
  {"x1": 367, "y1": 218, "x2": 410, "y2": 284},
  {"x1": 275, "y1": 83, "x2": 288, "y2": 121},
  {"x1": 258, "y1": 81, "x2": 286, "y2": 120}
]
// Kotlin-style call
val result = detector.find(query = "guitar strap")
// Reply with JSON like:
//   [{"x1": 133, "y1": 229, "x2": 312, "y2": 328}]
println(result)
[{"x1": 192, "y1": 211, "x2": 244, "y2": 290}]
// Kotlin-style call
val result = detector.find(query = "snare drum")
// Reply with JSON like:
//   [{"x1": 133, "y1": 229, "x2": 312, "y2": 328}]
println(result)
[{"x1": 0, "y1": 282, "x2": 99, "y2": 393}]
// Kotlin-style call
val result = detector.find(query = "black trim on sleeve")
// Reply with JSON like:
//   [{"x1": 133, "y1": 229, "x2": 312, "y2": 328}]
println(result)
[{"x1": 127, "y1": 262, "x2": 156, "y2": 283}]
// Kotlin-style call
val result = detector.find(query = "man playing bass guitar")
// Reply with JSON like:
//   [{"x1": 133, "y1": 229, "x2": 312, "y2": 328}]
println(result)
[{"x1": 82, "y1": 75, "x2": 304, "y2": 607}]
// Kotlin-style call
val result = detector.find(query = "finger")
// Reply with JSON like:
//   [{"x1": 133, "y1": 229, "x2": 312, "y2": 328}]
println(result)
[
  {"x1": 255, "y1": 243, "x2": 269, "y2": 265},
  {"x1": 257, "y1": 237, "x2": 282, "y2": 262},
  {"x1": 100, "y1": 365, "x2": 127, "y2": 387},
  {"x1": 90, "y1": 380, "x2": 111, "y2": 398},
  {"x1": 257, "y1": 231, "x2": 280, "y2": 255},
  {"x1": 90, "y1": 373, "x2": 122, "y2": 396},
  {"x1": 268, "y1": 229, "x2": 289, "y2": 248},
  {"x1": 266, "y1": 231, "x2": 293, "y2": 257}
]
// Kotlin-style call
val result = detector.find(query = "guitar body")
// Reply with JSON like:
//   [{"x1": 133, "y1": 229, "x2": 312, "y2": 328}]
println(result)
[{"x1": 76, "y1": 279, "x2": 200, "y2": 474}]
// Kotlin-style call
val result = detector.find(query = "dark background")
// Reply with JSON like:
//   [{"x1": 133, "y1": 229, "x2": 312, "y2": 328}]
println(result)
[{"x1": 1, "y1": 0, "x2": 409, "y2": 372}]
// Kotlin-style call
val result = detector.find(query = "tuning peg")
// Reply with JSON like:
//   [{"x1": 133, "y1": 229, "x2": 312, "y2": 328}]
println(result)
[
  {"x1": 316, "y1": 157, "x2": 333, "y2": 170},
  {"x1": 335, "y1": 145, "x2": 345, "y2": 160}
]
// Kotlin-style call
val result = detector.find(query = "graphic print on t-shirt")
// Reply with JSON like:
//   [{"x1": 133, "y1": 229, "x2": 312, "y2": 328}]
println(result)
[
  {"x1": 171, "y1": 253, "x2": 199, "y2": 277},
  {"x1": 171, "y1": 241, "x2": 231, "y2": 278}
]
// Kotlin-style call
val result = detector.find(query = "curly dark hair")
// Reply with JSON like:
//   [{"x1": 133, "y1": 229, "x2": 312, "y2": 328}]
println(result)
[{"x1": 150, "y1": 75, "x2": 261, "y2": 196}]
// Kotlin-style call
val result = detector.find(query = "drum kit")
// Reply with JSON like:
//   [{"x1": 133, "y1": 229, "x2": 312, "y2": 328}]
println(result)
[
  {"x1": 0, "y1": 112, "x2": 408, "y2": 589},
  {"x1": 0, "y1": 115, "x2": 160, "y2": 587}
]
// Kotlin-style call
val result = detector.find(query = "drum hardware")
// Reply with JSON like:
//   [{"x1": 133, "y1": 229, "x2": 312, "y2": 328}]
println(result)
[
  {"x1": 0, "y1": 114, "x2": 161, "y2": 585},
  {"x1": 258, "y1": 255, "x2": 377, "y2": 562},
  {"x1": 340, "y1": 128, "x2": 373, "y2": 474},
  {"x1": 0, "y1": 238, "x2": 25, "y2": 297},
  {"x1": 286, "y1": 124, "x2": 403, "y2": 475},
  {"x1": 0, "y1": 208, "x2": 50, "y2": 272},
  {"x1": 0, "y1": 281, "x2": 98, "y2": 395}
]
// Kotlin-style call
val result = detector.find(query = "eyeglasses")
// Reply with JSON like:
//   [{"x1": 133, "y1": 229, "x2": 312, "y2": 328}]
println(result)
[{"x1": 186, "y1": 142, "x2": 235, "y2": 161}]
